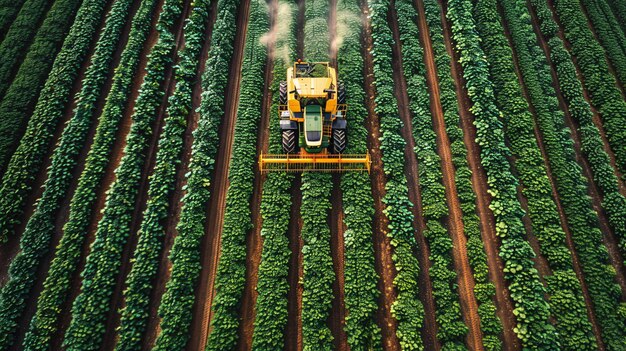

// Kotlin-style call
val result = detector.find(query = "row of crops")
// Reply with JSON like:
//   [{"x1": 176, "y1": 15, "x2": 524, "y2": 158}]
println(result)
[{"x1": 0, "y1": 0, "x2": 625, "y2": 348}]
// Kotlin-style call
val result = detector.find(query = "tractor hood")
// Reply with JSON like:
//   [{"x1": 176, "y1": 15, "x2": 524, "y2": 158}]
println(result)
[{"x1": 293, "y1": 77, "x2": 332, "y2": 98}]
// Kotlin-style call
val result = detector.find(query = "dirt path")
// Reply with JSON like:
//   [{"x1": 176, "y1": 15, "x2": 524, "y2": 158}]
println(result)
[
  {"x1": 501, "y1": 5, "x2": 607, "y2": 346},
  {"x1": 186, "y1": 0, "x2": 251, "y2": 349},
  {"x1": 384, "y1": 4, "x2": 440, "y2": 350},
  {"x1": 139, "y1": 2, "x2": 217, "y2": 349},
  {"x1": 542, "y1": 0, "x2": 626, "y2": 298},
  {"x1": 326, "y1": 1, "x2": 348, "y2": 349},
  {"x1": 438, "y1": 1, "x2": 520, "y2": 349},
  {"x1": 285, "y1": 176, "x2": 304, "y2": 351},
  {"x1": 359, "y1": 4, "x2": 400, "y2": 350},
  {"x1": 408, "y1": 0, "x2": 484, "y2": 348},
  {"x1": 235, "y1": 4, "x2": 274, "y2": 348}
]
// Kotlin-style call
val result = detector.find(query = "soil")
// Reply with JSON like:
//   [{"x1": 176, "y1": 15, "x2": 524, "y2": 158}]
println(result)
[
  {"x1": 359, "y1": 3, "x2": 401, "y2": 350},
  {"x1": 438, "y1": 1, "x2": 521, "y2": 349},
  {"x1": 186, "y1": 0, "x2": 251, "y2": 349},
  {"x1": 410, "y1": 0, "x2": 485, "y2": 348},
  {"x1": 285, "y1": 176, "x2": 304, "y2": 351},
  {"x1": 139, "y1": 1, "x2": 217, "y2": 349},
  {"x1": 236, "y1": 3, "x2": 274, "y2": 348}
]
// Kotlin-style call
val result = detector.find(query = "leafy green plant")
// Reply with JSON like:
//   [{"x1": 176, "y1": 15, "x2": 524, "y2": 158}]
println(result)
[
  {"x1": 446, "y1": 0, "x2": 559, "y2": 347},
  {"x1": 368, "y1": 0, "x2": 425, "y2": 349},
  {"x1": 151, "y1": 0, "x2": 240, "y2": 348},
  {"x1": 0, "y1": 0, "x2": 28, "y2": 41}
]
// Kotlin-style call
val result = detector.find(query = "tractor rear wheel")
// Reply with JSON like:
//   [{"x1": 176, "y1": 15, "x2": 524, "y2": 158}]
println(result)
[
  {"x1": 331, "y1": 128, "x2": 346, "y2": 154},
  {"x1": 279, "y1": 81, "x2": 288, "y2": 104},
  {"x1": 282, "y1": 129, "x2": 297, "y2": 154},
  {"x1": 337, "y1": 81, "x2": 346, "y2": 104}
]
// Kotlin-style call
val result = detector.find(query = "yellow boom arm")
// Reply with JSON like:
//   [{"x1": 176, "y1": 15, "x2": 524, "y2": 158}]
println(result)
[{"x1": 259, "y1": 152, "x2": 371, "y2": 173}]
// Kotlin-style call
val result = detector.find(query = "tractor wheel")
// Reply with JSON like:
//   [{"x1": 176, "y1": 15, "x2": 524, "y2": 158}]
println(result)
[
  {"x1": 279, "y1": 81, "x2": 288, "y2": 104},
  {"x1": 282, "y1": 129, "x2": 297, "y2": 154},
  {"x1": 331, "y1": 128, "x2": 346, "y2": 154},
  {"x1": 337, "y1": 81, "x2": 346, "y2": 104}
]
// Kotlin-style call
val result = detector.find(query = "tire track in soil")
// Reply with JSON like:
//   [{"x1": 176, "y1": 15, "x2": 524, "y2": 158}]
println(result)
[
  {"x1": 327, "y1": 0, "x2": 348, "y2": 349},
  {"x1": 500, "y1": 4, "x2": 607, "y2": 346},
  {"x1": 0, "y1": 0, "x2": 118, "y2": 282},
  {"x1": 235, "y1": 2, "x2": 274, "y2": 347},
  {"x1": 140, "y1": 1, "x2": 218, "y2": 349},
  {"x1": 0, "y1": 1, "x2": 120, "y2": 348},
  {"x1": 186, "y1": 0, "x2": 251, "y2": 349},
  {"x1": 48, "y1": 0, "x2": 170, "y2": 346},
  {"x1": 438, "y1": 1, "x2": 521, "y2": 349},
  {"x1": 285, "y1": 3, "x2": 304, "y2": 349},
  {"x1": 385, "y1": 3, "x2": 440, "y2": 350},
  {"x1": 542, "y1": 0, "x2": 626, "y2": 299},
  {"x1": 409, "y1": 0, "x2": 484, "y2": 348},
  {"x1": 359, "y1": 3, "x2": 400, "y2": 350},
  {"x1": 99, "y1": 0, "x2": 196, "y2": 348}
]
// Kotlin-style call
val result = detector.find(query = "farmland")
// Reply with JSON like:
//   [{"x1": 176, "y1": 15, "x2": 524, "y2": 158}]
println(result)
[{"x1": 0, "y1": 0, "x2": 624, "y2": 348}]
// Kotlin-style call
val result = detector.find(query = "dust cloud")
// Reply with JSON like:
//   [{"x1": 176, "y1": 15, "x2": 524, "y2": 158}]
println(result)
[
  {"x1": 330, "y1": 9, "x2": 359, "y2": 58},
  {"x1": 260, "y1": 2, "x2": 293, "y2": 64}
]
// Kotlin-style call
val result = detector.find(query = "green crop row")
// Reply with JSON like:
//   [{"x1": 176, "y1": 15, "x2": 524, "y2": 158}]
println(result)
[
  {"x1": 606, "y1": 0, "x2": 626, "y2": 34},
  {"x1": 368, "y1": 0, "x2": 425, "y2": 349},
  {"x1": 18, "y1": 0, "x2": 171, "y2": 349},
  {"x1": 114, "y1": 1, "x2": 210, "y2": 350},
  {"x1": 446, "y1": 0, "x2": 559, "y2": 347},
  {"x1": 336, "y1": 0, "x2": 381, "y2": 349},
  {"x1": 203, "y1": 0, "x2": 268, "y2": 349},
  {"x1": 510, "y1": 0, "x2": 626, "y2": 349},
  {"x1": 0, "y1": 0, "x2": 111, "y2": 240},
  {"x1": 0, "y1": 0, "x2": 127, "y2": 349},
  {"x1": 251, "y1": 1, "x2": 297, "y2": 349},
  {"x1": 471, "y1": 0, "x2": 597, "y2": 348},
  {"x1": 394, "y1": 0, "x2": 469, "y2": 348},
  {"x1": 0, "y1": 0, "x2": 83, "y2": 173},
  {"x1": 531, "y1": 0, "x2": 626, "y2": 265},
  {"x1": 546, "y1": 0, "x2": 626, "y2": 175},
  {"x1": 579, "y1": 0, "x2": 626, "y2": 87},
  {"x1": 420, "y1": 0, "x2": 503, "y2": 348},
  {"x1": 0, "y1": 0, "x2": 53, "y2": 99},
  {"x1": 151, "y1": 0, "x2": 240, "y2": 348},
  {"x1": 301, "y1": 1, "x2": 335, "y2": 349},
  {"x1": 0, "y1": 0, "x2": 28, "y2": 41}
]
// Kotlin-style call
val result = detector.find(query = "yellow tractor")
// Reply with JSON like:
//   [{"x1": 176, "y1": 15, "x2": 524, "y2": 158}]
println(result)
[{"x1": 259, "y1": 61, "x2": 370, "y2": 172}]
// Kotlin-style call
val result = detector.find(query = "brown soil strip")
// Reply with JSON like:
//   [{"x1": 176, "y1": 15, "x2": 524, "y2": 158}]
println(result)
[
  {"x1": 438, "y1": 1, "x2": 520, "y2": 349},
  {"x1": 385, "y1": 3, "x2": 440, "y2": 350},
  {"x1": 235, "y1": 4, "x2": 274, "y2": 348},
  {"x1": 186, "y1": 0, "x2": 251, "y2": 349},
  {"x1": 543, "y1": 0, "x2": 626, "y2": 299},
  {"x1": 285, "y1": 176, "x2": 304, "y2": 351},
  {"x1": 140, "y1": 1, "x2": 217, "y2": 349},
  {"x1": 359, "y1": 3, "x2": 400, "y2": 350},
  {"x1": 411, "y1": 0, "x2": 484, "y2": 348},
  {"x1": 501, "y1": 4, "x2": 607, "y2": 346}
]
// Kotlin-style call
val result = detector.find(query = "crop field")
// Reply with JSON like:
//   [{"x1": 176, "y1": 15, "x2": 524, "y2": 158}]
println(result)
[{"x1": 0, "y1": 0, "x2": 625, "y2": 349}]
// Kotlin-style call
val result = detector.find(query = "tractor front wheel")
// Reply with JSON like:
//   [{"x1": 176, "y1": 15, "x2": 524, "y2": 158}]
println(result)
[
  {"x1": 279, "y1": 81, "x2": 288, "y2": 104},
  {"x1": 282, "y1": 129, "x2": 297, "y2": 154}
]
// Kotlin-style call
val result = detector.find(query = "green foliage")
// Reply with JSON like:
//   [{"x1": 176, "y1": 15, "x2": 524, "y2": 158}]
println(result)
[
  {"x1": 544, "y1": 0, "x2": 626, "y2": 176},
  {"x1": 0, "y1": 0, "x2": 82, "y2": 174},
  {"x1": 203, "y1": 1, "x2": 268, "y2": 349},
  {"x1": 0, "y1": 0, "x2": 28, "y2": 41},
  {"x1": 0, "y1": 0, "x2": 53, "y2": 99},
  {"x1": 113, "y1": 1, "x2": 211, "y2": 349},
  {"x1": 420, "y1": 0, "x2": 503, "y2": 347},
  {"x1": 337, "y1": 0, "x2": 382, "y2": 349},
  {"x1": 606, "y1": 0, "x2": 626, "y2": 34},
  {"x1": 367, "y1": 0, "x2": 425, "y2": 349},
  {"x1": 300, "y1": 2, "x2": 335, "y2": 349},
  {"x1": 446, "y1": 0, "x2": 559, "y2": 347},
  {"x1": 0, "y1": 0, "x2": 122, "y2": 349},
  {"x1": 394, "y1": 0, "x2": 469, "y2": 348},
  {"x1": 251, "y1": 2, "x2": 297, "y2": 349},
  {"x1": 151, "y1": 0, "x2": 240, "y2": 348},
  {"x1": 471, "y1": 0, "x2": 597, "y2": 348}
]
